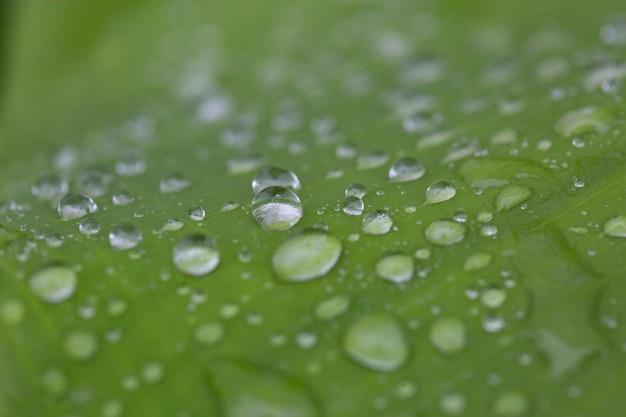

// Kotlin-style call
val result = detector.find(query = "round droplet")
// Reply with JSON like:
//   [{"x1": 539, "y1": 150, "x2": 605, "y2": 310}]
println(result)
[
  {"x1": 463, "y1": 252, "x2": 493, "y2": 272},
  {"x1": 481, "y1": 287, "x2": 507, "y2": 309},
  {"x1": 439, "y1": 392, "x2": 466, "y2": 415},
  {"x1": 188, "y1": 205, "x2": 206, "y2": 221},
  {"x1": 272, "y1": 231, "x2": 342, "y2": 282},
  {"x1": 64, "y1": 330, "x2": 98, "y2": 361},
  {"x1": 414, "y1": 248, "x2": 431, "y2": 259},
  {"x1": 106, "y1": 298, "x2": 128, "y2": 318},
  {"x1": 295, "y1": 331, "x2": 318, "y2": 350},
  {"x1": 554, "y1": 106, "x2": 613, "y2": 137},
  {"x1": 32, "y1": 173, "x2": 68, "y2": 201},
  {"x1": 58, "y1": 193, "x2": 98, "y2": 220},
  {"x1": 362, "y1": 210, "x2": 393, "y2": 235},
  {"x1": 78, "y1": 218, "x2": 101, "y2": 235},
  {"x1": 112, "y1": 190, "x2": 134, "y2": 206},
  {"x1": 477, "y1": 211, "x2": 494, "y2": 223},
  {"x1": 376, "y1": 253, "x2": 414, "y2": 283},
  {"x1": 109, "y1": 224, "x2": 142, "y2": 250},
  {"x1": 424, "y1": 181, "x2": 456, "y2": 205},
  {"x1": 195, "y1": 321, "x2": 225, "y2": 347},
  {"x1": 252, "y1": 186, "x2": 303, "y2": 231},
  {"x1": 357, "y1": 150, "x2": 390, "y2": 170},
  {"x1": 482, "y1": 314, "x2": 505, "y2": 333},
  {"x1": 252, "y1": 166, "x2": 301, "y2": 194},
  {"x1": 343, "y1": 196, "x2": 364, "y2": 216},
  {"x1": 160, "y1": 173, "x2": 190, "y2": 193},
  {"x1": 141, "y1": 362, "x2": 165, "y2": 385},
  {"x1": 495, "y1": 184, "x2": 532, "y2": 211},
  {"x1": 388, "y1": 157, "x2": 426, "y2": 182},
  {"x1": 29, "y1": 265, "x2": 77, "y2": 304},
  {"x1": 76, "y1": 167, "x2": 111, "y2": 197},
  {"x1": 115, "y1": 152, "x2": 146, "y2": 176},
  {"x1": 41, "y1": 368, "x2": 67, "y2": 396},
  {"x1": 603, "y1": 215, "x2": 626, "y2": 237},
  {"x1": 345, "y1": 183, "x2": 368, "y2": 198},
  {"x1": 480, "y1": 224, "x2": 499, "y2": 237},
  {"x1": 424, "y1": 220, "x2": 466, "y2": 246},
  {"x1": 173, "y1": 234, "x2": 220, "y2": 277},
  {"x1": 429, "y1": 317, "x2": 467, "y2": 354},
  {"x1": 492, "y1": 391, "x2": 528, "y2": 417},
  {"x1": 0, "y1": 300, "x2": 25, "y2": 325},
  {"x1": 343, "y1": 313, "x2": 408, "y2": 372},
  {"x1": 314, "y1": 295, "x2": 350, "y2": 321}
]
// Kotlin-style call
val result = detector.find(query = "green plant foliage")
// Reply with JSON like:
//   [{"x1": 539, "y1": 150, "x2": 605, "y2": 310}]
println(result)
[{"x1": 1, "y1": 0, "x2": 626, "y2": 416}]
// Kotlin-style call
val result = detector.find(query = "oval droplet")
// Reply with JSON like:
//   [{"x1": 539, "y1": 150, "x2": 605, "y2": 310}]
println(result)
[
  {"x1": 463, "y1": 252, "x2": 493, "y2": 272},
  {"x1": 252, "y1": 186, "x2": 303, "y2": 231},
  {"x1": 424, "y1": 220, "x2": 466, "y2": 246},
  {"x1": 160, "y1": 172, "x2": 190, "y2": 193},
  {"x1": 109, "y1": 224, "x2": 142, "y2": 250},
  {"x1": 64, "y1": 330, "x2": 98, "y2": 361},
  {"x1": 188, "y1": 206, "x2": 206, "y2": 221},
  {"x1": 481, "y1": 287, "x2": 507, "y2": 309},
  {"x1": 495, "y1": 184, "x2": 532, "y2": 211},
  {"x1": 58, "y1": 193, "x2": 98, "y2": 220},
  {"x1": 603, "y1": 215, "x2": 626, "y2": 237},
  {"x1": 357, "y1": 150, "x2": 389, "y2": 170},
  {"x1": 272, "y1": 231, "x2": 342, "y2": 282},
  {"x1": 195, "y1": 321, "x2": 225, "y2": 347},
  {"x1": 343, "y1": 313, "x2": 408, "y2": 372},
  {"x1": 342, "y1": 196, "x2": 364, "y2": 216},
  {"x1": 314, "y1": 295, "x2": 350, "y2": 321},
  {"x1": 375, "y1": 253, "x2": 414, "y2": 283},
  {"x1": 112, "y1": 191, "x2": 135, "y2": 206},
  {"x1": 173, "y1": 234, "x2": 220, "y2": 277},
  {"x1": 29, "y1": 265, "x2": 77, "y2": 304},
  {"x1": 252, "y1": 166, "x2": 301, "y2": 194},
  {"x1": 361, "y1": 210, "x2": 393, "y2": 235},
  {"x1": 424, "y1": 181, "x2": 456, "y2": 205},
  {"x1": 429, "y1": 317, "x2": 467, "y2": 354},
  {"x1": 32, "y1": 173, "x2": 68, "y2": 202},
  {"x1": 388, "y1": 157, "x2": 426, "y2": 183},
  {"x1": 78, "y1": 218, "x2": 101, "y2": 235}
]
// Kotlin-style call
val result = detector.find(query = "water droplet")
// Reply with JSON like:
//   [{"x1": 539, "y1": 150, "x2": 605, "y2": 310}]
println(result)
[
  {"x1": 345, "y1": 183, "x2": 368, "y2": 198},
  {"x1": 0, "y1": 300, "x2": 25, "y2": 325},
  {"x1": 76, "y1": 167, "x2": 111, "y2": 197},
  {"x1": 424, "y1": 181, "x2": 456, "y2": 205},
  {"x1": 480, "y1": 224, "x2": 499, "y2": 237},
  {"x1": 221, "y1": 201, "x2": 240, "y2": 212},
  {"x1": 172, "y1": 234, "x2": 220, "y2": 277},
  {"x1": 342, "y1": 196, "x2": 364, "y2": 216},
  {"x1": 603, "y1": 215, "x2": 626, "y2": 237},
  {"x1": 188, "y1": 205, "x2": 205, "y2": 221},
  {"x1": 32, "y1": 173, "x2": 68, "y2": 201},
  {"x1": 492, "y1": 391, "x2": 528, "y2": 417},
  {"x1": 429, "y1": 317, "x2": 467, "y2": 354},
  {"x1": 272, "y1": 230, "x2": 342, "y2": 282},
  {"x1": 195, "y1": 321, "x2": 224, "y2": 347},
  {"x1": 295, "y1": 331, "x2": 318, "y2": 349},
  {"x1": 109, "y1": 224, "x2": 142, "y2": 250},
  {"x1": 58, "y1": 193, "x2": 98, "y2": 220},
  {"x1": 115, "y1": 151, "x2": 146, "y2": 176},
  {"x1": 160, "y1": 173, "x2": 190, "y2": 193},
  {"x1": 394, "y1": 380, "x2": 418, "y2": 400},
  {"x1": 343, "y1": 313, "x2": 408, "y2": 372},
  {"x1": 140, "y1": 362, "x2": 165, "y2": 385},
  {"x1": 495, "y1": 184, "x2": 532, "y2": 211},
  {"x1": 463, "y1": 252, "x2": 493, "y2": 272},
  {"x1": 41, "y1": 368, "x2": 67, "y2": 396},
  {"x1": 220, "y1": 301, "x2": 240, "y2": 320},
  {"x1": 112, "y1": 190, "x2": 134, "y2": 206},
  {"x1": 361, "y1": 210, "x2": 393, "y2": 235},
  {"x1": 439, "y1": 392, "x2": 466, "y2": 415},
  {"x1": 482, "y1": 314, "x2": 505, "y2": 333},
  {"x1": 414, "y1": 248, "x2": 431, "y2": 260},
  {"x1": 106, "y1": 298, "x2": 128, "y2": 318},
  {"x1": 79, "y1": 218, "x2": 101, "y2": 235},
  {"x1": 314, "y1": 295, "x2": 350, "y2": 321},
  {"x1": 477, "y1": 211, "x2": 494, "y2": 223},
  {"x1": 101, "y1": 400, "x2": 124, "y2": 417},
  {"x1": 252, "y1": 166, "x2": 301, "y2": 194},
  {"x1": 554, "y1": 107, "x2": 613, "y2": 137},
  {"x1": 252, "y1": 186, "x2": 303, "y2": 231},
  {"x1": 64, "y1": 330, "x2": 98, "y2": 361},
  {"x1": 481, "y1": 287, "x2": 507, "y2": 309},
  {"x1": 388, "y1": 157, "x2": 426, "y2": 182},
  {"x1": 376, "y1": 253, "x2": 414, "y2": 283},
  {"x1": 357, "y1": 150, "x2": 389, "y2": 170},
  {"x1": 600, "y1": 14, "x2": 626, "y2": 45},
  {"x1": 29, "y1": 265, "x2": 77, "y2": 304},
  {"x1": 121, "y1": 375, "x2": 140, "y2": 391},
  {"x1": 424, "y1": 220, "x2": 466, "y2": 246}
]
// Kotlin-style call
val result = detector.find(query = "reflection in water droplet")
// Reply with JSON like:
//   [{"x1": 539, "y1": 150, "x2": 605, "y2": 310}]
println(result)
[
  {"x1": 188, "y1": 205, "x2": 206, "y2": 221},
  {"x1": 388, "y1": 157, "x2": 426, "y2": 182},
  {"x1": 272, "y1": 231, "x2": 342, "y2": 282},
  {"x1": 173, "y1": 234, "x2": 220, "y2": 276},
  {"x1": 357, "y1": 150, "x2": 389, "y2": 170},
  {"x1": 343, "y1": 196, "x2": 364, "y2": 216},
  {"x1": 343, "y1": 313, "x2": 408, "y2": 372},
  {"x1": 160, "y1": 173, "x2": 190, "y2": 193},
  {"x1": 32, "y1": 173, "x2": 68, "y2": 201},
  {"x1": 314, "y1": 295, "x2": 350, "y2": 321},
  {"x1": 252, "y1": 167, "x2": 301, "y2": 194},
  {"x1": 362, "y1": 210, "x2": 393, "y2": 235},
  {"x1": 252, "y1": 186, "x2": 303, "y2": 231},
  {"x1": 29, "y1": 266, "x2": 77, "y2": 304},
  {"x1": 58, "y1": 193, "x2": 98, "y2": 220},
  {"x1": 429, "y1": 318, "x2": 467, "y2": 354},
  {"x1": 376, "y1": 253, "x2": 414, "y2": 283},
  {"x1": 603, "y1": 215, "x2": 626, "y2": 237},
  {"x1": 424, "y1": 220, "x2": 466, "y2": 246},
  {"x1": 64, "y1": 330, "x2": 98, "y2": 361},
  {"x1": 495, "y1": 184, "x2": 532, "y2": 211},
  {"x1": 79, "y1": 218, "x2": 101, "y2": 235},
  {"x1": 345, "y1": 183, "x2": 368, "y2": 198},
  {"x1": 492, "y1": 391, "x2": 528, "y2": 417},
  {"x1": 424, "y1": 181, "x2": 456, "y2": 205},
  {"x1": 109, "y1": 224, "x2": 142, "y2": 250},
  {"x1": 463, "y1": 252, "x2": 493, "y2": 272}
]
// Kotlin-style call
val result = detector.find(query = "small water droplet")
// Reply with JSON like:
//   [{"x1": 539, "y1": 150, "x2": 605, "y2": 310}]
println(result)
[
  {"x1": 482, "y1": 314, "x2": 505, "y2": 333},
  {"x1": 195, "y1": 321, "x2": 225, "y2": 347},
  {"x1": 424, "y1": 220, "x2": 466, "y2": 246},
  {"x1": 361, "y1": 210, "x2": 393, "y2": 235},
  {"x1": 491, "y1": 391, "x2": 529, "y2": 417},
  {"x1": 429, "y1": 317, "x2": 467, "y2": 354},
  {"x1": 295, "y1": 331, "x2": 318, "y2": 350},
  {"x1": 463, "y1": 252, "x2": 493, "y2": 272},
  {"x1": 343, "y1": 313, "x2": 408, "y2": 372},
  {"x1": 477, "y1": 211, "x2": 494, "y2": 223},
  {"x1": 272, "y1": 230, "x2": 342, "y2": 282},
  {"x1": 495, "y1": 184, "x2": 532, "y2": 211},
  {"x1": 357, "y1": 150, "x2": 390, "y2": 170},
  {"x1": 160, "y1": 173, "x2": 190, "y2": 193},
  {"x1": 600, "y1": 14, "x2": 626, "y2": 45},
  {"x1": 221, "y1": 201, "x2": 240, "y2": 212},
  {"x1": 342, "y1": 196, "x2": 364, "y2": 216},
  {"x1": 115, "y1": 151, "x2": 146, "y2": 176},
  {"x1": 424, "y1": 181, "x2": 456, "y2": 205},
  {"x1": 106, "y1": 298, "x2": 128, "y2": 318},
  {"x1": 314, "y1": 295, "x2": 350, "y2": 321},
  {"x1": 101, "y1": 400, "x2": 124, "y2": 417},
  {"x1": 249, "y1": 188, "x2": 300, "y2": 233},
  {"x1": 603, "y1": 215, "x2": 626, "y2": 237},
  {"x1": 76, "y1": 167, "x2": 111, "y2": 197},
  {"x1": 64, "y1": 330, "x2": 98, "y2": 361},
  {"x1": 29, "y1": 265, "x2": 77, "y2": 304},
  {"x1": 481, "y1": 287, "x2": 507, "y2": 309},
  {"x1": 480, "y1": 224, "x2": 499, "y2": 237},
  {"x1": 32, "y1": 173, "x2": 68, "y2": 202},
  {"x1": 345, "y1": 183, "x2": 368, "y2": 198},
  {"x1": 414, "y1": 248, "x2": 431, "y2": 260},
  {"x1": 112, "y1": 190, "x2": 135, "y2": 206},
  {"x1": 252, "y1": 166, "x2": 301, "y2": 194},
  {"x1": 58, "y1": 193, "x2": 98, "y2": 220},
  {"x1": 109, "y1": 224, "x2": 142, "y2": 250},
  {"x1": 220, "y1": 301, "x2": 240, "y2": 319},
  {"x1": 141, "y1": 362, "x2": 165, "y2": 385},
  {"x1": 41, "y1": 368, "x2": 67, "y2": 396},
  {"x1": 0, "y1": 300, "x2": 25, "y2": 325},
  {"x1": 376, "y1": 253, "x2": 414, "y2": 283},
  {"x1": 79, "y1": 218, "x2": 101, "y2": 235},
  {"x1": 172, "y1": 234, "x2": 220, "y2": 277},
  {"x1": 188, "y1": 205, "x2": 206, "y2": 221},
  {"x1": 394, "y1": 380, "x2": 418, "y2": 400},
  {"x1": 439, "y1": 392, "x2": 466, "y2": 415},
  {"x1": 388, "y1": 157, "x2": 426, "y2": 182}
]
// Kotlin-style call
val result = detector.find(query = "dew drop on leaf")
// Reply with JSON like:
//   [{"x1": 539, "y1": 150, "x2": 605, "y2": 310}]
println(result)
[
  {"x1": 58, "y1": 193, "x2": 98, "y2": 220},
  {"x1": 481, "y1": 287, "x2": 507, "y2": 309},
  {"x1": 439, "y1": 392, "x2": 466, "y2": 415},
  {"x1": 172, "y1": 234, "x2": 220, "y2": 277},
  {"x1": 251, "y1": 166, "x2": 301, "y2": 194},
  {"x1": 491, "y1": 391, "x2": 529, "y2": 417},
  {"x1": 603, "y1": 215, "x2": 626, "y2": 237},
  {"x1": 375, "y1": 253, "x2": 414, "y2": 283},
  {"x1": 101, "y1": 400, "x2": 124, "y2": 417},
  {"x1": 115, "y1": 151, "x2": 146, "y2": 177},
  {"x1": 159, "y1": 172, "x2": 190, "y2": 193},
  {"x1": 388, "y1": 157, "x2": 426, "y2": 182},
  {"x1": 482, "y1": 314, "x2": 505, "y2": 333},
  {"x1": 0, "y1": 300, "x2": 25, "y2": 325},
  {"x1": 195, "y1": 321, "x2": 225, "y2": 347},
  {"x1": 41, "y1": 368, "x2": 67, "y2": 396},
  {"x1": 345, "y1": 183, "x2": 368, "y2": 198},
  {"x1": 109, "y1": 223, "x2": 142, "y2": 250},
  {"x1": 495, "y1": 184, "x2": 532, "y2": 211},
  {"x1": 272, "y1": 230, "x2": 342, "y2": 282},
  {"x1": 477, "y1": 211, "x2": 494, "y2": 223},
  {"x1": 429, "y1": 317, "x2": 467, "y2": 354},
  {"x1": 463, "y1": 252, "x2": 493, "y2": 272},
  {"x1": 252, "y1": 186, "x2": 303, "y2": 231},
  {"x1": 424, "y1": 181, "x2": 456, "y2": 205},
  {"x1": 361, "y1": 210, "x2": 393, "y2": 235},
  {"x1": 78, "y1": 217, "x2": 101, "y2": 235},
  {"x1": 188, "y1": 205, "x2": 205, "y2": 221},
  {"x1": 424, "y1": 220, "x2": 466, "y2": 246},
  {"x1": 314, "y1": 294, "x2": 350, "y2": 321},
  {"x1": 554, "y1": 106, "x2": 613, "y2": 137},
  {"x1": 357, "y1": 150, "x2": 390, "y2": 170},
  {"x1": 141, "y1": 362, "x2": 165, "y2": 385},
  {"x1": 32, "y1": 173, "x2": 68, "y2": 202},
  {"x1": 29, "y1": 265, "x2": 77, "y2": 304},
  {"x1": 343, "y1": 313, "x2": 409, "y2": 372},
  {"x1": 112, "y1": 190, "x2": 135, "y2": 206},
  {"x1": 76, "y1": 167, "x2": 111, "y2": 197},
  {"x1": 342, "y1": 196, "x2": 364, "y2": 216},
  {"x1": 64, "y1": 330, "x2": 98, "y2": 361}
]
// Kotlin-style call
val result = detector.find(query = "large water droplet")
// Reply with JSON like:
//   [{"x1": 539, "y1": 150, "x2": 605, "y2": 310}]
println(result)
[
  {"x1": 343, "y1": 313, "x2": 408, "y2": 372},
  {"x1": 109, "y1": 224, "x2": 142, "y2": 250},
  {"x1": 64, "y1": 330, "x2": 98, "y2": 361},
  {"x1": 388, "y1": 157, "x2": 426, "y2": 182},
  {"x1": 160, "y1": 172, "x2": 190, "y2": 193},
  {"x1": 424, "y1": 181, "x2": 456, "y2": 205},
  {"x1": 429, "y1": 318, "x2": 467, "y2": 354},
  {"x1": 58, "y1": 193, "x2": 98, "y2": 220},
  {"x1": 252, "y1": 186, "x2": 303, "y2": 231},
  {"x1": 172, "y1": 234, "x2": 220, "y2": 277},
  {"x1": 361, "y1": 210, "x2": 393, "y2": 235},
  {"x1": 29, "y1": 265, "x2": 77, "y2": 304},
  {"x1": 345, "y1": 183, "x2": 368, "y2": 198},
  {"x1": 314, "y1": 295, "x2": 350, "y2": 321},
  {"x1": 32, "y1": 173, "x2": 68, "y2": 202},
  {"x1": 375, "y1": 253, "x2": 414, "y2": 283},
  {"x1": 252, "y1": 167, "x2": 301, "y2": 194},
  {"x1": 342, "y1": 196, "x2": 364, "y2": 216},
  {"x1": 272, "y1": 231, "x2": 342, "y2": 282},
  {"x1": 424, "y1": 220, "x2": 466, "y2": 246},
  {"x1": 495, "y1": 184, "x2": 532, "y2": 211},
  {"x1": 603, "y1": 215, "x2": 626, "y2": 237},
  {"x1": 554, "y1": 107, "x2": 613, "y2": 137}
]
